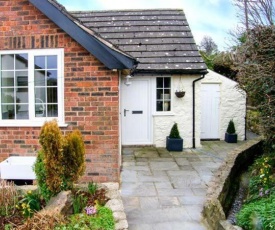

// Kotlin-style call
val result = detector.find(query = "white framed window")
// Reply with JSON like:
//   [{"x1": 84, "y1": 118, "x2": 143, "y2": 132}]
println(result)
[
  {"x1": 0, "y1": 49, "x2": 64, "y2": 126},
  {"x1": 156, "y1": 77, "x2": 171, "y2": 112}
]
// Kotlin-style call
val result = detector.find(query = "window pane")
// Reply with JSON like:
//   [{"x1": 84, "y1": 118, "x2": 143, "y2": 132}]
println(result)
[
  {"x1": 164, "y1": 89, "x2": 170, "y2": 96},
  {"x1": 2, "y1": 105, "x2": 15, "y2": 119},
  {"x1": 164, "y1": 77, "x2": 170, "y2": 88},
  {"x1": 35, "y1": 102, "x2": 46, "y2": 117},
  {"x1": 15, "y1": 54, "x2": 28, "y2": 69},
  {"x1": 15, "y1": 88, "x2": 28, "y2": 103},
  {"x1": 34, "y1": 70, "x2": 46, "y2": 86},
  {"x1": 35, "y1": 88, "x2": 46, "y2": 102},
  {"x1": 34, "y1": 56, "x2": 45, "y2": 69},
  {"x1": 47, "y1": 87, "x2": 57, "y2": 103},
  {"x1": 1, "y1": 54, "x2": 14, "y2": 70},
  {"x1": 16, "y1": 104, "x2": 29, "y2": 119},
  {"x1": 47, "y1": 104, "x2": 58, "y2": 117},
  {"x1": 47, "y1": 56, "x2": 57, "y2": 69},
  {"x1": 47, "y1": 70, "x2": 57, "y2": 86},
  {"x1": 156, "y1": 78, "x2": 163, "y2": 88},
  {"x1": 1, "y1": 71, "x2": 14, "y2": 87},
  {"x1": 1, "y1": 88, "x2": 15, "y2": 103},
  {"x1": 156, "y1": 89, "x2": 163, "y2": 100}
]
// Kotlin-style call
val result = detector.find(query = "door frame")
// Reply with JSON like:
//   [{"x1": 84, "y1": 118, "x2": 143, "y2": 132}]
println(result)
[{"x1": 119, "y1": 75, "x2": 153, "y2": 146}]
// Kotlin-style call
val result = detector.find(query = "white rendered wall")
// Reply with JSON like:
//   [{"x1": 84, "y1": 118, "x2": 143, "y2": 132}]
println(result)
[
  {"x1": 201, "y1": 70, "x2": 246, "y2": 140},
  {"x1": 153, "y1": 75, "x2": 202, "y2": 148}
]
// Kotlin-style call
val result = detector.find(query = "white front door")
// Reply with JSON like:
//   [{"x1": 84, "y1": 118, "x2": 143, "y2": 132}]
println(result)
[
  {"x1": 201, "y1": 84, "x2": 220, "y2": 139},
  {"x1": 121, "y1": 77, "x2": 152, "y2": 145}
]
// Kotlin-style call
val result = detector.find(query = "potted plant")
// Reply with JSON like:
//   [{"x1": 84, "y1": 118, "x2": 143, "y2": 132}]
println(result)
[
  {"x1": 175, "y1": 90, "x2": 185, "y2": 98},
  {"x1": 225, "y1": 119, "x2": 237, "y2": 143},
  {"x1": 166, "y1": 123, "x2": 183, "y2": 151}
]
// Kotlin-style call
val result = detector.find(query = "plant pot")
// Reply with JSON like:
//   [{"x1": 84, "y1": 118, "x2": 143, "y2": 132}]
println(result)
[
  {"x1": 166, "y1": 136, "x2": 183, "y2": 151},
  {"x1": 225, "y1": 133, "x2": 237, "y2": 143},
  {"x1": 175, "y1": 91, "x2": 185, "y2": 98}
]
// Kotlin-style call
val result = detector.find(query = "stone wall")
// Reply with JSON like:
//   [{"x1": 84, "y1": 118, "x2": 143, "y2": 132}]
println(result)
[{"x1": 202, "y1": 137, "x2": 263, "y2": 230}]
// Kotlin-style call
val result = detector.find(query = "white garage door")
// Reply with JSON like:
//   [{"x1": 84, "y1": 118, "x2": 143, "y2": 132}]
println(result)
[{"x1": 201, "y1": 84, "x2": 220, "y2": 139}]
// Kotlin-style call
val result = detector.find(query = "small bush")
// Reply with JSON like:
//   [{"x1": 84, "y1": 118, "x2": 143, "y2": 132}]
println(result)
[
  {"x1": 88, "y1": 182, "x2": 98, "y2": 195},
  {"x1": 226, "y1": 119, "x2": 236, "y2": 134},
  {"x1": 56, "y1": 206, "x2": 115, "y2": 230},
  {"x1": 0, "y1": 180, "x2": 19, "y2": 216},
  {"x1": 72, "y1": 191, "x2": 87, "y2": 214},
  {"x1": 247, "y1": 109, "x2": 261, "y2": 134},
  {"x1": 237, "y1": 193, "x2": 275, "y2": 230},
  {"x1": 35, "y1": 120, "x2": 85, "y2": 201},
  {"x1": 18, "y1": 190, "x2": 44, "y2": 218},
  {"x1": 39, "y1": 120, "x2": 65, "y2": 195},
  {"x1": 169, "y1": 123, "x2": 181, "y2": 139},
  {"x1": 34, "y1": 150, "x2": 53, "y2": 202},
  {"x1": 63, "y1": 130, "x2": 85, "y2": 190}
]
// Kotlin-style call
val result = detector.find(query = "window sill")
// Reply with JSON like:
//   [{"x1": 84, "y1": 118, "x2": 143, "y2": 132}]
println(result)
[
  {"x1": 0, "y1": 121, "x2": 68, "y2": 127},
  {"x1": 152, "y1": 112, "x2": 175, "y2": 117}
]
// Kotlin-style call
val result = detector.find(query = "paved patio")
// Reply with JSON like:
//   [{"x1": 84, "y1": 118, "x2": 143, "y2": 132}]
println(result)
[{"x1": 120, "y1": 141, "x2": 246, "y2": 230}]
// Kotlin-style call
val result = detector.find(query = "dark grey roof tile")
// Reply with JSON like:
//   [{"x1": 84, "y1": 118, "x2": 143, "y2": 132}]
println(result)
[{"x1": 71, "y1": 9, "x2": 207, "y2": 74}]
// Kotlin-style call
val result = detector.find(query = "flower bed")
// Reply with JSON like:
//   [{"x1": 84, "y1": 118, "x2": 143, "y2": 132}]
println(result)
[{"x1": 0, "y1": 181, "x2": 118, "y2": 230}]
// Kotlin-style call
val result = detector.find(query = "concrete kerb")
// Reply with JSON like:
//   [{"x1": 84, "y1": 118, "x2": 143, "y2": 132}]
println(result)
[{"x1": 201, "y1": 137, "x2": 263, "y2": 230}]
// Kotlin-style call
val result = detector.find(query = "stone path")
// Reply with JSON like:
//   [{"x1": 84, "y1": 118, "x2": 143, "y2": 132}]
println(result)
[{"x1": 120, "y1": 141, "x2": 245, "y2": 230}]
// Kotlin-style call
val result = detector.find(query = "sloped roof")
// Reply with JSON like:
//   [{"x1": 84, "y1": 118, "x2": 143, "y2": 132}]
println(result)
[
  {"x1": 71, "y1": 9, "x2": 207, "y2": 74},
  {"x1": 29, "y1": 0, "x2": 137, "y2": 69}
]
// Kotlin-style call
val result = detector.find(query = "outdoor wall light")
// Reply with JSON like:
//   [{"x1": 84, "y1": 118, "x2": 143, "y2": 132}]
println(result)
[{"x1": 124, "y1": 75, "x2": 133, "y2": 86}]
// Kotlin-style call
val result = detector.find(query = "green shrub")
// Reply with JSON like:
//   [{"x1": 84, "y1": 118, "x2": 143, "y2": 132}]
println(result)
[
  {"x1": 34, "y1": 150, "x2": 53, "y2": 201},
  {"x1": 237, "y1": 194, "x2": 275, "y2": 230},
  {"x1": 55, "y1": 206, "x2": 115, "y2": 230},
  {"x1": 18, "y1": 190, "x2": 43, "y2": 218},
  {"x1": 88, "y1": 182, "x2": 98, "y2": 195},
  {"x1": 247, "y1": 109, "x2": 261, "y2": 134},
  {"x1": 39, "y1": 120, "x2": 65, "y2": 195},
  {"x1": 63, "y1": 130, "x2": 85, "y2": 190},
  {"x1": 35, "y1": 120, "x2": 85, "y2": 201},
  {"x1": 169, "y1": 123, "x2": 181, "y2": 139},
  {"x1": 226, "y1": 119, "x2": 236, "y2": 134},
  {"x1": 72, "y1": 191, "x2": 87, "y2": 214}
]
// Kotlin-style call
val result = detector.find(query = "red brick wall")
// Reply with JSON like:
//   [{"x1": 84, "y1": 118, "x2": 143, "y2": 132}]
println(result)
[{"x1": 0, "y1": 0, "x2": 120, "y2": 182}]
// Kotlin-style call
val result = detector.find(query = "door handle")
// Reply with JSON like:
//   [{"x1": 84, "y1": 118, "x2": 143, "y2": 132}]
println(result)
[{"x1": 124, "y1": 109, "x2": 129, "y2": 117}]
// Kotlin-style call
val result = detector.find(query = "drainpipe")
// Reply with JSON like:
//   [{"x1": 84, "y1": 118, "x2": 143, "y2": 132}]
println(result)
[{"x1": 192, "y1": 73, "x2": 206, "y2": 149}]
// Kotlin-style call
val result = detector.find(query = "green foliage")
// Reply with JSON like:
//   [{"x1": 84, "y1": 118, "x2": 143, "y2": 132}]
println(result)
[
  {"x1": 18, "y1": 190, "x2": 43, "y2": 218},
  {"x1": 200, "y1": 51, "x2": 216, "y2": 70},
  {"x1": 72, "y1": 191, "x2": 87, "y2": 214},
  {"x1": 236, "y1": 193, "x2": 275, "y2": 230},
  {"x1": 169, "y1": 123, "x2": 181, "y2": 139},
  {"x1": 88, "y1": 182, "x2": 98, "y2": 195},
  {"x1": 63, "y1": 130, "x2": 85, "y2": 190},
  {"x1": 246, "y1": 153, "x2": 275, "y2": 201},
  {"x1": 34, "y1": 150, "x2": 54, "y2": 201},
  {"x1": 55, "y1": 206, "x2": 115, "y2": 230},
  {"x1": 226, "y1": 120, "x2": 236, "y2": 134},
  {"x1": 35, "y1": 120, "x2": 85, "y2": 201},
  {"x1": 235, "y1": 26, "x2": 275, "y2": 151},
  {"x1": 39, "y1": 120, "x2": 65, "y2": 195},
  {"x1": 246, "y1": 109, "x2": 261, "y2": 134}
]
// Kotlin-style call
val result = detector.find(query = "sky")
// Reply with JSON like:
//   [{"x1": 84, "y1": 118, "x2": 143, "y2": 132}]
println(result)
[{"x1": 58, "y1": 0, "x2": 239, "y2": 51}]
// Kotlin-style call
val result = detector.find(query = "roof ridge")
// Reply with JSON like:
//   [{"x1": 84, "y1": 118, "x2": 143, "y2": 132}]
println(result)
[{"x1": 70, "y1": 8, "x2": 184, "y2": 13}]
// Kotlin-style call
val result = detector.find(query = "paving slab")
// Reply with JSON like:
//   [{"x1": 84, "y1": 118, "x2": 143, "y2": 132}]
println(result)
[{"x1": 121, "y1": 141, "x2": 247, "y2": 230}]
